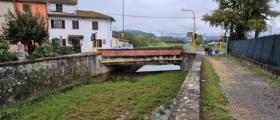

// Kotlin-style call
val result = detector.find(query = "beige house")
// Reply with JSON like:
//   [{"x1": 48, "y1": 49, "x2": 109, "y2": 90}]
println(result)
[
  {"x1": 112, "y1": 35, "x2": 120, "y2": 48},
  {"x1": 0, "y1": 0, "x2": 14, "y2": 33}
]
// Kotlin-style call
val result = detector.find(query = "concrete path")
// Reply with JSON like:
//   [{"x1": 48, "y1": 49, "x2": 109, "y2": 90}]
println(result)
[{"x1": 208, "y1": 57, "x2": 280, "y2": 120}]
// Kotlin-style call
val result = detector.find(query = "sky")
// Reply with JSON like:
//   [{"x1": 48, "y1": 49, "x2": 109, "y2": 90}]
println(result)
[{"x1": 78, "y1": 0, "x2": 280, "y2": 37}]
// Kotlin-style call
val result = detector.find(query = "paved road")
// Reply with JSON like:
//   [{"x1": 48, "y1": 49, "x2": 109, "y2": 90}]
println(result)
[{"x1": 208, "y1": 57, "x2": 280, "y2": 120}]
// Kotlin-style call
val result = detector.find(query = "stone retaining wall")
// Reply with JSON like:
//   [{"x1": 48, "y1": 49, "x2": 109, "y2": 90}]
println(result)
[
  {"x1": 169, "y1": 55, "x2": 202, "y2": 120},
  {"x1": 0, "y1": 53, "x2": 111, "y2": 108}
]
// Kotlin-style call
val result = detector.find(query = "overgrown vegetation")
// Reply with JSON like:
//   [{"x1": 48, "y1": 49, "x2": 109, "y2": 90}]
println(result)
[
  {"x1": 201, "y1": 58, "x2": 235, "y2": 120},
  {"x1": 0, "y1": 41, "x2": 17, "y2": 62},
  {"x1": 28, "y1": 44, "x2": 75, "y2": 59},
  {"x1": 0, "y1": 71, "x2": 186, "y2": 120},
  {"x1": 227, "y1": 55, "x2": 280, "y2": 86}
]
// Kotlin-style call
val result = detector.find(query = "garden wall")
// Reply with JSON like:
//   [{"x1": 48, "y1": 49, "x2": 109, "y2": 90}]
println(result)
[{"x1": 0, "y1": 53, "x2": 111, "y2": 108}]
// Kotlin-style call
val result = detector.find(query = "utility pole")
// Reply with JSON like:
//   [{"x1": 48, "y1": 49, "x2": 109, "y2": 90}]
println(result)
[
  {"x1": 181, "y1": 9, "x2": 196, "y2": 52},
  {"x1": 122, "y1": 0, "x2": 125, "y2": 39}
]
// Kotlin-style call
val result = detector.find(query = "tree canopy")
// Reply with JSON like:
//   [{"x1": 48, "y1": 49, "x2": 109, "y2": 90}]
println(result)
[
  {"x1": 203, "y1": 0, "x2": 279, "y2": 40},
  {"x1": 2, "y1": 8, "x2": 48, "y2": 53}
]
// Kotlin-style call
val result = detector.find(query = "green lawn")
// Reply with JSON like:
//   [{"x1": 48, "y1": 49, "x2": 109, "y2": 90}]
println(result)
[
  {"x1": 0, "y1": 71, "x2": 186, "y2": 120},
  {"x1": 201, "y1": 58, "x2": 235, "y2": 120}
]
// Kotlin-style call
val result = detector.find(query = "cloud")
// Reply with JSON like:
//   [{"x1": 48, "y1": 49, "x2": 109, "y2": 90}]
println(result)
[{"x1": 78, "y1": 0, "x2": 279, "y2": 37}]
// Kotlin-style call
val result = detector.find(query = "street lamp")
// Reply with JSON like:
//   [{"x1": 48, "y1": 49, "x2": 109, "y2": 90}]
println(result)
[{"x1": 182, "y1": 8, "x2": 196, "y2": 52}]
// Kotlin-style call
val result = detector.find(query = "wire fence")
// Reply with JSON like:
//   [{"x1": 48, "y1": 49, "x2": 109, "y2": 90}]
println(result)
[{"x1": 228, "y1": 34, "x2": 280, "y2": 68}]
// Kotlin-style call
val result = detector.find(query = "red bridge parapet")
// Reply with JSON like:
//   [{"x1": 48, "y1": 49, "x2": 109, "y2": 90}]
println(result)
[{"x1": 99, "y1": 48, "x2": 183, "y2": 58}]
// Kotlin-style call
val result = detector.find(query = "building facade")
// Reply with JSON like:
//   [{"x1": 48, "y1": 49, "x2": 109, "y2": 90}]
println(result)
[
  {"x1": 0, "y1": 1, "x2": 14, "y2": 33},
  {"x1": 47, "y1": 0, "x2": 115, "y2": 52},
  {"x1": 15, "y1": 0, "x2": 48, "y2": 19}
]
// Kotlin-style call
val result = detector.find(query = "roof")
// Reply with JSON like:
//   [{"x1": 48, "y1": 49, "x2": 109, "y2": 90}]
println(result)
[
  {"x1": 0, "y1": 0, "x2": 46, "y2": 3},
  {"x1": 48, "y1": 10, "x2": 115, "y2": 21},
  {"x1": 48, "y1": 0, "x2": 77, "y2": 4},
  {"x1": 0, "y1": 0, "x2": 77, "y2": 4}
]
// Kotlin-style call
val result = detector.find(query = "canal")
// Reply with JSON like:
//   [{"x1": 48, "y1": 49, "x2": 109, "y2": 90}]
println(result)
[{"x1": 0, "y1": 64, "x2": 185, "y2": 120}]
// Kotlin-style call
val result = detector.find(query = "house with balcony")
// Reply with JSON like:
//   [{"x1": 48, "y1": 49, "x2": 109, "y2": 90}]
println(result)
[{"x1": 47, "y1": 0, "x2": 115, "y2": 52}]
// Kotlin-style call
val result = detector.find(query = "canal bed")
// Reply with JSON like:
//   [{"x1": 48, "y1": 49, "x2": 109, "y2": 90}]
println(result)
[{"x1": 0, "y1": 64, "x2": 185, "y2": 120}]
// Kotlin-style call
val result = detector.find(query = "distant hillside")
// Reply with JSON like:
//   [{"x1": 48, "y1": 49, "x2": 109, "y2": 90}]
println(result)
[
  {"x1": 114, "y1": 30, "x2": 157, "y2": 37},
  {"x1": 113, "y1": 30, "x2": 187, "y2": 48}
]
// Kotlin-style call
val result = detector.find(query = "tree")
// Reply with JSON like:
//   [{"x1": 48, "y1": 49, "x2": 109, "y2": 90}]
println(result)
[
  {"x1": 203, "y1": 0, "x2": 279, "y2": 40},
  {"x1": 2, "y1": 8, "x2": 48, "y2": 53}
]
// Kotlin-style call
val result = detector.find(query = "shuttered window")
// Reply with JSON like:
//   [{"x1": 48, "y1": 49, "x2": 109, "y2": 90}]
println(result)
[
  {"x1": 72, "y1": 20, "x2": 79, "y2": 29},
  {"x1": 23, "y1": 4, "x2": 30, "y2": 13},
  {"x1": 56, "y1": 4, "x2": 63, "y2": 12},
  {"x1": 92, "y1": 21, "x2": 98, "y2": 30},
  {"x1": 51, "y1": 19, "x2": 65, "y2": 29}
]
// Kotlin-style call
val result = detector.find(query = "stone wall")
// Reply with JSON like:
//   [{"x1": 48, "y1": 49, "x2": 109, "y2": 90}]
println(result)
[
  {"x1": 0, "y1": 53, "x2": 111, "y2": 108},
  {"x1": 169, "y1": 55, "x2": 202, "y2": 120},
  {"x1": 181, "y1": 52, "x2": 197, "y2": 71}
]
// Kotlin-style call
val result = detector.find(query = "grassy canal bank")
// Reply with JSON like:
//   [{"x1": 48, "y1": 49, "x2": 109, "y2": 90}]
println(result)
[{"x1": 0, "y1": 71, "x2": 186, "y2": 120}]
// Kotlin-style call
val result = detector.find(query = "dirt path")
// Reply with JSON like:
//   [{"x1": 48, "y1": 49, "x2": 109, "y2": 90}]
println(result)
[{"x1": 208, "y1": 57, "x2": 280, "y2": 120}]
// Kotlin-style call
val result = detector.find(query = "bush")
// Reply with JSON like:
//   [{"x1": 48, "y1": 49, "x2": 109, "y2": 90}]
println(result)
[
  {"x1": 0, "y1": 42, "x2": 18, "y2": 62},
  {"x1": 29, "y1": 45, "x2": 58, "y2": 59},
  {"x1": 29, "y1": 45, "x2": 75, "y2": 59},
  {"x1": 55, "y1": 46, "x2": 75, "y2": 55}
]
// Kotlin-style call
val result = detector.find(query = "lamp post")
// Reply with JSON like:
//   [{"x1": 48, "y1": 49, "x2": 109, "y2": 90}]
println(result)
[{"x1": 182, "y1": 9, "x2": 196, "y2": 52}]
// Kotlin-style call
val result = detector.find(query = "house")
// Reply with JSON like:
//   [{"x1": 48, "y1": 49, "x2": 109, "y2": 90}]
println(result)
[
  {"x1": 112, "y1": 35, "x2": 120, "y2": 48},
  {"x1": 47, "y1": 0, "x2": 115, "y2": 52},
  {"x1": 14, "y1": 0, "x2": 48, "y2": 20},
  {"x1": 0, "y1": 0, "x2": 48, "y2": 52},
  {"x1": 0, "y1": 0, "x2": 48, "y2": 31},
  {"x1": 117, "y1": 39, "x2": 134, "y2": 49}
]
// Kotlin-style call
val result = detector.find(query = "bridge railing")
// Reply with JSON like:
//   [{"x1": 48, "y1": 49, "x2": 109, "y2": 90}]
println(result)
[{"x1": 99, "y1": 48, "x2": 183, "y2": 64}]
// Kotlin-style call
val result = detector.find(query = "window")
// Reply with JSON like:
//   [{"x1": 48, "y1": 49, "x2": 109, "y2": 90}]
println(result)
[
  {"x1": 52, "y1": 38, "x2": 60, "y2": 46},
  {"x1": 95, "y1": 39, "x2": 102, "y2": 47},
  {"x1": 92, "y1": 21, "x2": 98, "y2": 30},
  {"x1": 91, "y1": 33, "x2": 96, "y2": 41},
  {"x1": 72, "y1": 20, "x2": 79, "y2": 29},
  {"x1": 62, "y1": 39, "x2": 66, "y2": 46},
  {"x1": 23, "y1": 4, "x2": 30, "y2": 13},
  {"x1": 51, "y1": 19, "x2": 65, "y2": 29},
  {"x1": 56, "y1": 4, "x2": 63, "y2": 12},
  {"x1": 102, "y1": 39, "x2": 106, "y2": 45}
]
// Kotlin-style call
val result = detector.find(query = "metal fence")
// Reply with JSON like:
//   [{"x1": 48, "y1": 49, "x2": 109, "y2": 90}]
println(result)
[{"x1": 228, "y1": 35, "x2": 280, "y2": 68}]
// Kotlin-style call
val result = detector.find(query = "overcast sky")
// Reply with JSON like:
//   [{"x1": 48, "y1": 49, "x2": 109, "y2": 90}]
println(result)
[{"x1": 78, "y1": 0, "x2": 280, "y2": 37}]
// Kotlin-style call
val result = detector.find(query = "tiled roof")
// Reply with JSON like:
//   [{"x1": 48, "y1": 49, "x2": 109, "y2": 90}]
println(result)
[
  {"x1": 17, "y1": 0, "x2": 46, "y2": 3},
  {"x1": 48, "y1": 10, "x2": 115, "y2": 21},
  {"x1": 0, "y1": 0, "x2": 46, "y2": 3},
  {"x1": 0, "y1": 0, "x2": 77, "y2": 4},
  {"x1": 48, "y1": 0, "x2": 77, "y2": 4}
]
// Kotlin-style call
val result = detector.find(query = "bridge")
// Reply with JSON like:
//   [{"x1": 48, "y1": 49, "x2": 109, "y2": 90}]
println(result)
[{"x1": 99, "y1": 48, "x2": 183, "y2": 65}]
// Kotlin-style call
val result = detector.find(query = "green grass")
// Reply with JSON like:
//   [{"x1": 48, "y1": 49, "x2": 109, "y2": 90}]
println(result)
[
  {"x1": 227, "y1": 55, "x2": 280, "y2": 86},
  {"x1": 201, "y1": 58, "x2": 235, "y2": 120},
  {"x1": 0, "y1": 71, "x2": 186, "y2": 120}
]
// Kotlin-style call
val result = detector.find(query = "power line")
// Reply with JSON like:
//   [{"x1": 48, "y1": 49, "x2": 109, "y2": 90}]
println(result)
[{"x1": 105, "y1": 12, "x2": 202, "y2": 19}]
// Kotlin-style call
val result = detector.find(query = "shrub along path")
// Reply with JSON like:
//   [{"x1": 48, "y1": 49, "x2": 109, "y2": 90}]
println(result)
[
  {"x1": 208, "y1": 57, "x2": 280, "y2": 120},
  {"x1": 0, "y1": 71, "x2": 186, "y2": 120}
]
